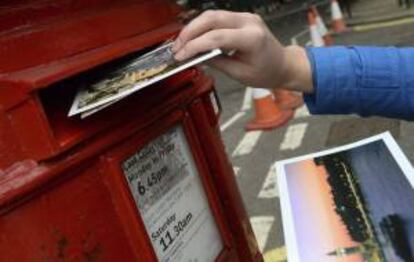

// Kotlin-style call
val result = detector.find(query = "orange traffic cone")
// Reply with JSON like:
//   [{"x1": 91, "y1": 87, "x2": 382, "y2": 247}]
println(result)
[
  {"x1": 245, "y1": 88, "x2": 293, "y2": 131},
  {"x1": 274, "y1": 89, "x2": 304, "y2": 110},
  {"x1": 310, "y1": 6, "x2": 333, "y2": 46},
  {"x1": 330, "y1": 0, "x2": 347, "y2": 33},
  {"x1": 308, "y1": 10, "x2": 325, "y2": 47}
]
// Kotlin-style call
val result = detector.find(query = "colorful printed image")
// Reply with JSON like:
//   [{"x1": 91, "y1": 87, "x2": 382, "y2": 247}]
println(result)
[
  {"x1": 68, "y1": 41, "x2": 222, "y2": 118},
  {"x1": 278, "y1": 134, "x2": 414, "y2": 262}
]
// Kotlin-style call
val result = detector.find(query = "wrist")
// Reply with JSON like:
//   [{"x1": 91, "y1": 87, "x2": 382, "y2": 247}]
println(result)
[{"x1": 281, "y1": 45, "x2": 314, "y2": 94}]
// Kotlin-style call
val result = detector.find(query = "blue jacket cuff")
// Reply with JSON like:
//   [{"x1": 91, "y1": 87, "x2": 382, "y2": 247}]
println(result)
[
  {"x1": 304, "y1": 46, "x2": 360, "y2": 115},
  {"x1": 303, "y1": 46, "x2": 414, "y2": 120}
]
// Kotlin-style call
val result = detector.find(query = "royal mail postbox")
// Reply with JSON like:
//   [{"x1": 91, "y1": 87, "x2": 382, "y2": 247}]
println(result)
[{"x1": 0, "y1": 1, "x2": 262, "y2": 261}]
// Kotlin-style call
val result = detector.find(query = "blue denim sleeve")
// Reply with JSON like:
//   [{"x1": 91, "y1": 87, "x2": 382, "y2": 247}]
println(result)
[{"x1": 304, "y1": 46, "x2": 414, "y2": 120}]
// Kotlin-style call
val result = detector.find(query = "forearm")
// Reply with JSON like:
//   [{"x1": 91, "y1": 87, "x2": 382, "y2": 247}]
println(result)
[{"x1": 303, "y1": 46, "x2": 414, "y2": 120}]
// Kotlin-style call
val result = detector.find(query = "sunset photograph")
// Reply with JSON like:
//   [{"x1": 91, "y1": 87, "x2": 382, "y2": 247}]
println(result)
[{"x1": 278, "y1": 135, "x2": 414, "y2": 262}]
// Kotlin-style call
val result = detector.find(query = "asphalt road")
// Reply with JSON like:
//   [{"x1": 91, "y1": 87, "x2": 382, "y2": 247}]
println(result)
[{"x1": 205, "y1": 13, "x2": 414, "y2": 261}]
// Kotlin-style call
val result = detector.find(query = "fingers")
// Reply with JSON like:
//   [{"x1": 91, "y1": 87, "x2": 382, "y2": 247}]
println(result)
[
  {"x1": 172, "y1": 10, "x2": 248, "y2": 52},
  {"x1": 174, "y1": 29, "x2": 252, "y2": 61}
]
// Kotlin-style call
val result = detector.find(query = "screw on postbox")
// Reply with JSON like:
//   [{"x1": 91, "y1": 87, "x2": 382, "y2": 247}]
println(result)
[{"x1": 0, "y1": 1, "x2": 262, "y2": 261}]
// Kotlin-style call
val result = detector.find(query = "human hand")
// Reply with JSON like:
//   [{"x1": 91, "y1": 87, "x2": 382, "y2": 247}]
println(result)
[{"x1": 172, "y1": 10, "x2": 313, "y2": 93}]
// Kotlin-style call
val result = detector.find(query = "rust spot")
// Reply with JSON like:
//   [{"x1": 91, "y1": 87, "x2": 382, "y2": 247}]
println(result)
[
  {"x1": 83, "y1": 244, "x2": 102, "y2": 262},
  {"x1": 52, "y1": 229, "x2": 69, "y2": 260},
  {"x1": 57, "y1": 235, "x2": 68, "y2": 259},
  {"x1": 82, "y1": 231, "x2": 102, "y2": 262}
]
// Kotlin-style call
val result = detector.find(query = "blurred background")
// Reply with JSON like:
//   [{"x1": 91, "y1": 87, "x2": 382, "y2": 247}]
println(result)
[{"x1": 177, "y1": 0, "x2": 414, "y2": 261}]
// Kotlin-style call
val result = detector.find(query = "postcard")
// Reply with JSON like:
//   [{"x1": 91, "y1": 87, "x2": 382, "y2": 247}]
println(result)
[
  {"x1": 69, "y1": 41, "x2": 222, "y2": 117},
  {"x1": 276, "y1": 132, "x2": 414, "y2": 262}
]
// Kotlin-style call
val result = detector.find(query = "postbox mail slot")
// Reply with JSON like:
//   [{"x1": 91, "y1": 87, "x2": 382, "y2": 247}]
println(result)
[
  {"x1": 40, "y1": 69, "x2": 197, "y2": 155},
  {"x1": 39, "y1": 55, "x2": 199, "y2": 152}
]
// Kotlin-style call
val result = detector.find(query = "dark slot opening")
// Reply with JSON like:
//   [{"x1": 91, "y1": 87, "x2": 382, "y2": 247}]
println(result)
[{"x1": 38, "y1": 42, "x2": 171, "y2": 150}]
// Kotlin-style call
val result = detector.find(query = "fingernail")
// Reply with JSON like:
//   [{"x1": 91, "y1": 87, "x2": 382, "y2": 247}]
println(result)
[{"x1": 172, "y1": 39, "x2": 181, "y2": 53}]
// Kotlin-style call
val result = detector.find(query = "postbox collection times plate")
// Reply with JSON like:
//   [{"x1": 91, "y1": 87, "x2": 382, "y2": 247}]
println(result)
[{"x1": 122, "y1": 126, "x2": 223, "y2": 261}]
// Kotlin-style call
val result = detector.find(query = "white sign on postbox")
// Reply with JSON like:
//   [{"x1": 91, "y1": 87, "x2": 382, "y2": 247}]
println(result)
[{"x1": 122, "y1": 126, "x2": 223, "y2": 261}]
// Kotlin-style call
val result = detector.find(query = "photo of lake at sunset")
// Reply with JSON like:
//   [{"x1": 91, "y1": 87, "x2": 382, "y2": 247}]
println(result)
[{"x1": 277, "y1": 133, "x2": 414, "y2": 262}]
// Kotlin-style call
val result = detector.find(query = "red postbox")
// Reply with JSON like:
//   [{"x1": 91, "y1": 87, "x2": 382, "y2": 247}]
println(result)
[{"x1": 0, "y1": 1, "x2": 262, "y2": 261}]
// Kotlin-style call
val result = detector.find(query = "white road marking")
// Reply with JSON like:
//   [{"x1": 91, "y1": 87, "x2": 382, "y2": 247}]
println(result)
[
  {"x1": 220, "y1": 87, "x2": 254, "y2": 132},
  {"x1": 280, "y1": 123, "x2": 308, "y2": 151},
  {"x1": 291, "y1": 28, "x2": 309, "y2": 39},
  {"x1": 241, "y1": 87, "x2": 253, "y2": 111},
  {"x1": 353, "y1": 16, "x2": 414, "y2": 32},
  {"x1": 250, "y1": 216, "x2": 275, "y2": 253},
  {"x1": 290, "y1": 28, "x2": 310, "y2": 46},
  {"x1": 258, "y1": 165, "x2": 279, "y2": 198},
  {"x1": 220, "y1": 111, "x2": 246, "y2": 132},
  {"x1": 232, "y1": 131, "x2": 262, "y2": 156},
  {"x1": 233, "y1": 166, "x2": 241, "y2": 177},
  {"x1": 294, "y1": 105, "x2": 310, "y2": 119}
]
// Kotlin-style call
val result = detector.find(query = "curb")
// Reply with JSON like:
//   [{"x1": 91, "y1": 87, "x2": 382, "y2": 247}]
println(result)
[
  {"x1": 262, "y1": 0, "x2": 329, "y2": 22},
  {"x1": 350, "y1": 16, "x2": 414, "y2": 32},
  {"x1": 346, "y1": 11, "x2": 414, "y2": 26}
]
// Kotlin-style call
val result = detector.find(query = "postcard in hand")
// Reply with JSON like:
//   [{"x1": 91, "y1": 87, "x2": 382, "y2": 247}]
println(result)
[{"x1": 69, "y1": 41, "x2": 222, "y2": 117}]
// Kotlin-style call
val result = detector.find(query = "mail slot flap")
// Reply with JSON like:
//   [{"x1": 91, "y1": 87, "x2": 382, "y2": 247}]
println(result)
[{"x1": 0, "y1": 0, "x2": 179, "y2": 74}]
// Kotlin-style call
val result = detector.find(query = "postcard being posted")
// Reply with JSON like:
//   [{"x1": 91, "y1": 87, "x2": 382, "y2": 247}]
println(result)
[
  {"x1": 68, "y1": 41, "x2": 222, "y2": 118},
  {"x1": 276, "y1": 132, "x2": 414, "y2": 262}
]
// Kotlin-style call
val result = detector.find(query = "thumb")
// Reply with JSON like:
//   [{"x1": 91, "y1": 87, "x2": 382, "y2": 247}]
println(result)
[{"x1": 207, "y1": 57, "x2": 252, "y2": 83}]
